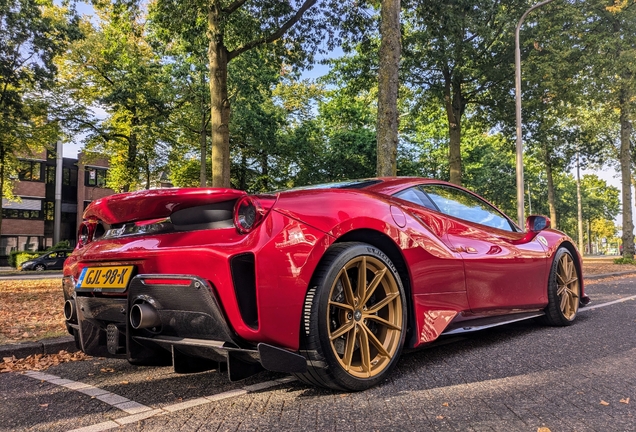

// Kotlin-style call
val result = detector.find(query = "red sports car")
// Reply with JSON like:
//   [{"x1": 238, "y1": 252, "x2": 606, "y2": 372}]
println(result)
[{"x1": 62, "y1": 178, "x2": 589, "y2": 391}]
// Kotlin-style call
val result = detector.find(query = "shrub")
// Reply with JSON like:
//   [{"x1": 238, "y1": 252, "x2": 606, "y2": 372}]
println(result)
[
  {"x1": 613, "y1": 257, "x2": 636, "y2": 265},
  {"x1": 9, "y1": 251, "x2": 45, "y2": 268},
  {"x1": 48, "y1": 240, "x2": 71, "y2": 251}
]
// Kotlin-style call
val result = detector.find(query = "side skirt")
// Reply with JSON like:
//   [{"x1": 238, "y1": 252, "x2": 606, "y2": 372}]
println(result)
[{"x1": 441, "y1": 311, "x2": 545, "y2": 336}]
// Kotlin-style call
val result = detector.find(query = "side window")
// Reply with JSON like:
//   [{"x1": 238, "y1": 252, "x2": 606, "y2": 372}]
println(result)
[
  {"x1": 421, "y1": 185, "x2": 515, "y2": 231},
  {"x1": 394, "y1": 187, "x2": 438, "y2": 211}
]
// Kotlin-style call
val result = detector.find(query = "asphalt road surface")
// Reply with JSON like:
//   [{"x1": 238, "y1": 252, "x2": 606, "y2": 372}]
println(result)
[{"x1": 1, "y1": 276, "x2": 635, "y2": 432}]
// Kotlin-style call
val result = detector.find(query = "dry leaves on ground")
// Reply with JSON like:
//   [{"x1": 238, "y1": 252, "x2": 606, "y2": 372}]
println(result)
[
  {"x1": 0, "y1": 279, "x2": 67, "y2": 344},
  {"x1": 582, "y1": 262, "x2": 636, "y2": 277},
  {"x1": 0, "y1": 350, "x2": 90, "y2": 373}
]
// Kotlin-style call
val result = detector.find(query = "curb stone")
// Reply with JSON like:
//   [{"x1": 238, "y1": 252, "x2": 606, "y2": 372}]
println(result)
[
  {"x1": 0, "y1": 336, "x2": 76, "y2": 360},
  {"x1": 584, "y1": 270, "x2": 636, "y2": 280},
  {"x1": 0, "y1": 271, "x2": 634, "y2": 360}
]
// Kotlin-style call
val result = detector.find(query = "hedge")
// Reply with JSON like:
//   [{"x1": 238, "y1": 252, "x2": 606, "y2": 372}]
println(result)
[
  {"x1": 8, "y1": 240, "x2": 73, "y2": 268},
  {"x1": 9, "y1": 251, "x2": 45, "y2": 268}
]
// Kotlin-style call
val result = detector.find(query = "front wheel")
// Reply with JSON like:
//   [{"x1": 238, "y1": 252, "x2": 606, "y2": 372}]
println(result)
[
  {"x1": 34, "y1": 264, "x2": 45, "y2": 271},
  {"x1": 542, "y1": 247, "x2": 580, "y2": 326},
  {"x1": 295, "y1": 242, "x2": 407, "y2": 391}
]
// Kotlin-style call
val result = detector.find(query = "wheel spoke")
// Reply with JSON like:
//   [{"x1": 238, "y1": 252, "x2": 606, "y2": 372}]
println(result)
[
  {"x1": 560, "y1": 291, "x2": 568, "y2": 311},
  {"x1": 330, "y1": 320, "x2": 354, "y2": 341},
  {"x1": 361, "y1": 323, "x2": 391, "y2": 358},
  {"x1": 364, "y1": 313, "x2": 401, "y2": 330},
  {"x1": 342, "y1": 325, "x2": 357, "y2": 371},
  {"x1": 566, "y1": 276, "x2": 578, "y2": 285},
  {"x1": 557, "y1": 285, "x2": 567, "y2": 296},
  {"x1": 357, "y1": 257, "x2": 367, "y2": 305},
  {"x1": 328, "y1": 300, "x2": 354, "y2": 311},
  {"x1": 340, "y1": 268, "x2": 355, "y2": 307},
  {"x1": 361, "y1": 267, "x2": 387, "y2": 306},
  {"x1": 357, "y1": 324, "x2": 371, "y2": 376},
  {"x1": 556, "y1": 272, "x2": 567, "y2": 285},
  {"x1": 368, "y1": 292, "x2": 399, "y2": 314}
]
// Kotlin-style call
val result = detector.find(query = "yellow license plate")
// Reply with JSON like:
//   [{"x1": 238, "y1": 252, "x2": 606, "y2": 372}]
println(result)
[{"x1": 76, "y1": 266, "x2": 134, "y2": 291}]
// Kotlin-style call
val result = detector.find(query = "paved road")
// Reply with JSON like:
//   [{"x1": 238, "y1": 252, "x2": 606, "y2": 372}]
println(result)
[{"x1": 1, "y1": 276, "x2": 635, "y2": 432}]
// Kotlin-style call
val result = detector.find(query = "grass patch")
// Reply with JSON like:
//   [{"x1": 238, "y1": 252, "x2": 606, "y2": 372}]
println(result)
[{"x1": 613, "y1": 257, "x2": 636, "y2": 265}]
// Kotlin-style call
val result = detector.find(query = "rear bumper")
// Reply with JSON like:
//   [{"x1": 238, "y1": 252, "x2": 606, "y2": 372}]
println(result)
[{"x1": 64, "y1": 274, "x2": 306, "y2": 379}]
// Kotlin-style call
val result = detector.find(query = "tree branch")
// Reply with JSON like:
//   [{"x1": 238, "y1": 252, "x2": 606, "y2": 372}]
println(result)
[
  {"x1": 227, "y1": 0, "x2": 317, "y2": 61},
  {"x1": 222, "y1": 0, "x2": 249, "y2": 15}
]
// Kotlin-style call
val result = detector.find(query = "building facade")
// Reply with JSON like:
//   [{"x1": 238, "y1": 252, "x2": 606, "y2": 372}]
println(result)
[{"x1": 0, "y1": 150, "x2": 114, "y2": 265}]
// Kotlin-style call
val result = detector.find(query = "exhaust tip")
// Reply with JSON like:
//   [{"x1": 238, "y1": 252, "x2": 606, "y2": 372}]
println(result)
[
  {"x1": 130, "y1": 303, "x2": 161, "y2": 330},
  {"x1": 64, "y1": 300, "x2": 76, "y2": 321}
]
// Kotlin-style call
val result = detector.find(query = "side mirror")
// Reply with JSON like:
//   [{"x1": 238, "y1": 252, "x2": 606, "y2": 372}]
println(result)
[{"x1": 526, "y1": 215, "x2": 550, "y2": 233}]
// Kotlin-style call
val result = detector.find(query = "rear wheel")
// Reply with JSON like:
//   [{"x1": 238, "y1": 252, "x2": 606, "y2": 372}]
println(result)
[
  {"x1": 542, "y1": 247, "x2": 580, "y2": 326},
  {"x1": 295, "y1": 242, "x2": 406, "y2": 391}
]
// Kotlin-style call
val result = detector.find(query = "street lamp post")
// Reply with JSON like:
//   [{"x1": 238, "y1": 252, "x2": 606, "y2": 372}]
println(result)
[{"x1": 515, "y1": 0, "x2": 556, "y2": 227}]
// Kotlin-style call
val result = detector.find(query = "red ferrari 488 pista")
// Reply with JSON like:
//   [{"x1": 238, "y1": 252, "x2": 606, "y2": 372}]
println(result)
[{"x1": 62, "y1": 178, "x2": 588, "y2": 391}]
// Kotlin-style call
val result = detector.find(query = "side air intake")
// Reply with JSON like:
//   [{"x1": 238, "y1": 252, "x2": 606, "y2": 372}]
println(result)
[{"x1": 230, "y1": 253, "x2": 258, "y2": 329}]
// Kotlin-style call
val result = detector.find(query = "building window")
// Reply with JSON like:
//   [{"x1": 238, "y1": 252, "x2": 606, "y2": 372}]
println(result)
[
  {"x1": 1, "y1": 209, "x2": 42, "y2": 219},
  {"x1": 46, "y1": 166, "x2": 55, "y2": 184},
  {"x1": 86, "y1": 168, "x2": 107, "y2": 187},
  {"x1": 18, "y1": 160, "x2": 43, "y2": 182},
  {"x1": 44, "y1": 201, "x2": 55, "y2": 221},
  {"x1": 0, "y1": 236, "x2": 42, "y2": 255},
  {"x1": 63, "y1": 167, "x2": 78, "y2": 186}
]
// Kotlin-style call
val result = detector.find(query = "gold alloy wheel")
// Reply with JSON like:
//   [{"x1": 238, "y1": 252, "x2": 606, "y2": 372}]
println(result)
[
  {"x1": 327, "y1": 255, "x2": 403, "y2": 378},
  {"x1": 556, "y1": 252, "x2": 580, "y2": 320}
]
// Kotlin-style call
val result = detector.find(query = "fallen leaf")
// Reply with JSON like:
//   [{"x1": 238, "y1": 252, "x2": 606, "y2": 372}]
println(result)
[
  {"x1": 120, "y1": 381, "x2": 129, "y2": 385},
  {"x1": 436, "y1": 416, "x2": 444, "y2": 420},
  {"x1": 537, "y1": 428, "x2": 551, "y2": 432},
  {"x1": 39, "y1": 403, "x2": 49, "y2": 408},
  {"x1": 600, "y1": 400, "x2": 610, "y2": 406},
  {"x1": 620, "y1": 398, "x2": 630, "y2": 404},
  {"x1": 442, "y1": 402, "x2": 449, "y2": 407},
  {"x1": 100, "y1": 367, "x2": 115, "y2": 373}
]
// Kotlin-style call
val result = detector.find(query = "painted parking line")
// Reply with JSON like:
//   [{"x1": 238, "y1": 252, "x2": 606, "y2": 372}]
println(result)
[
  {"x1": 22, "y1": 370, "x2": 296, "y2": 432},
  {"x1": 579, "y1": 294, "x2": 636, "y2": 311},
  {"x1": 23, "y1": 371, "x2": 153, "y2": 415}
]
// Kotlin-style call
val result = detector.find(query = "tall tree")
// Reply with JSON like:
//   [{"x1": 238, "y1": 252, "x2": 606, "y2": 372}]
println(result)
[
  {"x1": 152, "y1": 0, "x2": 344, "y2": 187},
  {"x1": 0, "y1": 0, "x2": 79, "y2": 232},
  {"x1": 401, "y1": 0, "x2": 526, "y2": 185},
  {"x1": 58, "y1": 3, "x2": 167, "y2": 191},
  {"x1": 376, "y1": 0, "x2": 400, "y2": 176},
  {"x1": 580, "y1": 0, "x2": 636, "y2": 259}
]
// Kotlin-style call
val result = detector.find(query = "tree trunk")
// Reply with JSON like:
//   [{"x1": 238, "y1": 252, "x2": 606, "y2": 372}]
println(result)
[
  {"x1": 208, "y1": 4, "x2": 231, "y2": 188},
  {"x1": 619, "y1": 83, "x2": 634, "y2": 259},
  {"x1": 444, "y1": 73, "x2": 463, "y2": 185},
  {"x1": 376, "y1": 0, "x2": 401, "y2": 177},
  {"x1": 0, "y1": 146, "x2": 4, "y2": 236},
  {"x1": 199, "y1": 70, "x2": 208, "y2": 188},
  {"x1": 261, "y1": 151, "x2": 269, "y2": 191},
  {"x1": 544, "y1": 150, "x2": 557, "y2": 229},
  {"x1": 199, "y1": 108, "x2": 207, "y2": 188},
  {"x1": 124, "y1": 115, "x2": 139, "y2": 192},
  {"x1": 576, "y1": 152, "x2": 584, "y2": 252}
]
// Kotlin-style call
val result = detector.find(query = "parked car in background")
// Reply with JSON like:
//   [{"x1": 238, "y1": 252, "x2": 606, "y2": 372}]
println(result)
[
  {"x1": 21, "y1": 249, "x2": 73, "y2": 271},
  {"x1": 62, "y1": 178, "x2": 589, "y2": 391}
]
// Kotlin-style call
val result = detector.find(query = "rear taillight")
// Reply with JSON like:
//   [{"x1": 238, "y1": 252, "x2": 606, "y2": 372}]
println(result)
[
  {"x1": 77, "y1": 221, "x2": 94, "y2": 248},
  {"x1": 233, "y1": 195, "x2": 277, "y2": 234}
]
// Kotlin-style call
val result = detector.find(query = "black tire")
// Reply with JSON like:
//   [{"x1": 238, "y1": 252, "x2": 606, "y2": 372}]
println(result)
[
  {"x1": 34, "y1": 264, "x2": 45, "y2": 271},
  {"x1": 541, "y1": 247, "x2": 580, "y2": 326},
  {"x1": 294, "y1": 242, "x2": 407, "y2": 391}
]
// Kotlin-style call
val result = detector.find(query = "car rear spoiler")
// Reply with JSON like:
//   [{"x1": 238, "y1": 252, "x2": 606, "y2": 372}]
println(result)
[{"x1": 83, "y1": 188, "x2": 247, "y2": 225}]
